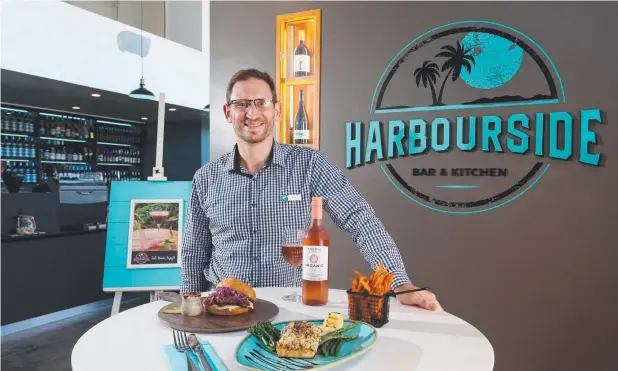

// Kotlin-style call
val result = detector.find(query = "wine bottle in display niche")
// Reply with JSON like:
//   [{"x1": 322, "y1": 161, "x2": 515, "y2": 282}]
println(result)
[
  {"x1": 294, "y1": 30, "x2": 310, "y2": 77},
  {"x1": 294, "y1": 90, "x2": 309, "y2": 144}
]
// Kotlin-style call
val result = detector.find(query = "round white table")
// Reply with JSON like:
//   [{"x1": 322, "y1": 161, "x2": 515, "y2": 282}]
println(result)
[{"x1": 72, "y1": 288, "x2": 494, "y2": 371}]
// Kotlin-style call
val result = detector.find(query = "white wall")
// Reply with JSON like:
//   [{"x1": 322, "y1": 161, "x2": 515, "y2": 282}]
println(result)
[
  {"x1": 63, "y1": 1, "x2": 166, "y2": 38},
  {"x1": 165, "y1": 0, "x2": 202, "y2": 51},
  {"x1": 1, "y1": 0, "x2": 209, "y2": 111},
  {"x1": 202, "y1": 0, "x2": 209, "y2": 56},
  {"x1": 201, "y1": 0, "x2": 211, "y2": 164}
]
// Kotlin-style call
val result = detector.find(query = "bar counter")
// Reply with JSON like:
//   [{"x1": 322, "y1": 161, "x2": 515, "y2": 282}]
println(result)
[
  {"x1": 1, "y1": 228, "x2": 110, "y2": 325},
  {"x1": 2, "y1": 228, "x2": 106, "y2": 243},
  {"x1": 1, "y1": 187, "x2": 111, "y2": 325}
]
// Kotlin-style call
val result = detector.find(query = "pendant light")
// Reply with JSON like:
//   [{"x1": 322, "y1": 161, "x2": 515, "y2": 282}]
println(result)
[{"x1": 129, "y1": 0, "x2": 155, "y2": 100}]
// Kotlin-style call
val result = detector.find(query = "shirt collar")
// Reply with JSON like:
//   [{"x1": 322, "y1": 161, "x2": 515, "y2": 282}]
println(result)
[{"x1": 225, "y1": 140, "x2": 285, "y2": 174}]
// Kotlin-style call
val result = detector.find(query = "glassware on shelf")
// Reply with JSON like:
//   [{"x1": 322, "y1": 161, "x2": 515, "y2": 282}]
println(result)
[
  {"x1": 1, "y1": 110, "x2": 34, "y2": 133},
  {"x1": 1, "y1": 106, "x2": 144, "y2": 187},
  {"x1": 15, "y1": 213, "x2": 37, "y2": 235}
]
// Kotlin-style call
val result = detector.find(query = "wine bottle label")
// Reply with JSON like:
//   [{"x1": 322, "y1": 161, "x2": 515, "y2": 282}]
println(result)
[
  {"x1": 294, "y1": 55, "x2": 310, "y2": 73},
  {"x1": 294, "y1": 130, "x2": 310, "y2": 140},
  {"x1": 302, "y1": 245, "x2": 328, "y2": 281}
]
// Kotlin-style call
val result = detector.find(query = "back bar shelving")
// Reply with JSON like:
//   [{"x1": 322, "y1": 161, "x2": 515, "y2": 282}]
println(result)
[{"x1": 1, "y1": 104, "x2": 145, "y2": 187}]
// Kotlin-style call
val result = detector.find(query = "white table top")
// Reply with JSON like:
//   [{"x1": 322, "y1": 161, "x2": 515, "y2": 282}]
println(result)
[{"x1": 71, "y1": 288, "x2": 494, "y2": 371}]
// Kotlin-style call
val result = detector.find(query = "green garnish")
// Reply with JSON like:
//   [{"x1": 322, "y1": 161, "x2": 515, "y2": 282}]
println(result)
[
  {"x1": 318, "y1": 322, "x2": 359, "y2": 357},
  {"x1": 248, "y1": 321, "x2": 281, "y2": 353},
  {"x1": 320, "y1": 322, "x2": 359, "y2": 344}
]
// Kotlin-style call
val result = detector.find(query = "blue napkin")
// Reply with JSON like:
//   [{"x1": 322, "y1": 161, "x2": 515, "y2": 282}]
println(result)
[{"x1": 163, "y1": 339, "x2": 229, "y2": 371}]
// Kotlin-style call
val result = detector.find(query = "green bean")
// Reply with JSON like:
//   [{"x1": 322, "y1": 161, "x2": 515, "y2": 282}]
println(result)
[{"x1": 320, "y1": 322, "x2": 359, "y2": 344}]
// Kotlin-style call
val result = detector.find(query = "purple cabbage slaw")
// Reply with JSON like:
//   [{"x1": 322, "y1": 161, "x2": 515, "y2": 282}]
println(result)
[{"x1": 204, "y1": 286, "x2": 250, "y2": 306}]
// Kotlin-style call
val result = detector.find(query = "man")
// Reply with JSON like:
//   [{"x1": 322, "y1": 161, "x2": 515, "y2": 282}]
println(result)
[{"x1": 181, "y1": 68, "x2": 442, "y2": 311}]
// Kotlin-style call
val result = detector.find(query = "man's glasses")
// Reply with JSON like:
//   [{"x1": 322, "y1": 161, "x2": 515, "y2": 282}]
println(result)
[{"x1": 228, "y1": 98, "x2": 277, "y2": 111}]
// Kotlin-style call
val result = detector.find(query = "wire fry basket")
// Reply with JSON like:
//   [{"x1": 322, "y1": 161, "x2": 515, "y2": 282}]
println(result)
[{"x1": 346, "y1": 289, "x2": 391, "y2": 328}]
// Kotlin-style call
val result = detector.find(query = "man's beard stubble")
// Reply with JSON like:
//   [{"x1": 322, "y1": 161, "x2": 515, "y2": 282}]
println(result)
[{"x1": 236, "y1": 115, "x2": 274, "y2": 144}]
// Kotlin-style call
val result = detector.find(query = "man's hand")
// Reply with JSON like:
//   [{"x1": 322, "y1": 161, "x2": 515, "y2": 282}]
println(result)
[{"x1": 394, "y1": 284, "x2": 443, "y2": 311}]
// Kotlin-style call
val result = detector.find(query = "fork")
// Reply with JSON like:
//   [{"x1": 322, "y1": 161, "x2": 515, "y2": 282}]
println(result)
[{"x1": 173, "y1": 329, "x2": 199, "y2": 371}]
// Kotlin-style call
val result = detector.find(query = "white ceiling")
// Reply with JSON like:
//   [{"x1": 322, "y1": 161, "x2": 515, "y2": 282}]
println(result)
[{"x1": 1, "y1": 69, "x2": 204, "y2": 125}]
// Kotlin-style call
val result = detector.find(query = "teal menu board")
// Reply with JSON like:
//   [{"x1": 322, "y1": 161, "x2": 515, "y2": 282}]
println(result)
[{"x1": 102, "y1": 181, "x2": 191, "y2": 292}]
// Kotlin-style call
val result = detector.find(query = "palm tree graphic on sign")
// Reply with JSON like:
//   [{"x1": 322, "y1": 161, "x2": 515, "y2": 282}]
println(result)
[
  {"x1": 414, "y1": 40, "x2": 476, "y2": 105},
  {"x1": 413, "y1": 61, "x2": 440, "y2": 105}
]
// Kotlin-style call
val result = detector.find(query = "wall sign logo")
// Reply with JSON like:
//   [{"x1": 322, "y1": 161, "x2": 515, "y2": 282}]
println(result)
[{"x1": 345, "y1": 20, "x2": 605, "y2": 214}]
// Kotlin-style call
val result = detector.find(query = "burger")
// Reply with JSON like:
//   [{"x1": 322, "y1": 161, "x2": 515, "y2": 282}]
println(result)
[{"x1": 202, "y1": 278, "x2": 256, "y2": 316}]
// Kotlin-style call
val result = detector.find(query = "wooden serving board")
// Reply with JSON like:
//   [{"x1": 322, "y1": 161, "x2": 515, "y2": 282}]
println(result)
[{"x1": 157, "y1": 298, "x2": 279, "y2": 333}]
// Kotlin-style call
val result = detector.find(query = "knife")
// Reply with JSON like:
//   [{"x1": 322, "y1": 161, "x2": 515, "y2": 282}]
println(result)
[
  {"x1": 188, "y1": 333, "x2": 214, "y2": 371},
  {"x1": 185, "y1": 351, "x2": 199, "y2": 371}
]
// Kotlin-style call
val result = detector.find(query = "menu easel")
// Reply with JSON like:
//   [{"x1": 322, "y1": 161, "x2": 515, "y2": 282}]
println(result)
[{"x1": 102, "y1": 93, "x2": 191, "y2": 316}]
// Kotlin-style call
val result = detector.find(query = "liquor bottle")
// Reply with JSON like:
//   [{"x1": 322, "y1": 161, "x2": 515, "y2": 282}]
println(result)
[
  {"x1": 294, "y1": 30, "x2": 310, "y2": 77},
  {"x1": 16, "y1": 137, "x2": 22, "y2": 157},
  {"x1": 17, "y1": 112, "x2": 25, "y2": 132},
  {"x1": 294, "y1": 90, "x2": 310, "y2": 144},
  {"x1": 302, "y1": 197, "x2": 330, "y2": 306}
]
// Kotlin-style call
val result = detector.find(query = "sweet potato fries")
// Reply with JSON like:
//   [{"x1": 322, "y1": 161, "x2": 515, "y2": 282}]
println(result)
[
  {"x1": 351, "y1": 263, "x2": 395, "y2": 296},
  {"x1": 348, "y1": 264, "x2": 395, "y2": 325}
]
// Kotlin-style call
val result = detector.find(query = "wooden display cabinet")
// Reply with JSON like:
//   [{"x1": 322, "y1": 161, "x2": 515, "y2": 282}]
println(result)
[{"x1": 275, "y1": 9, "x2": 321, "y2": 149}]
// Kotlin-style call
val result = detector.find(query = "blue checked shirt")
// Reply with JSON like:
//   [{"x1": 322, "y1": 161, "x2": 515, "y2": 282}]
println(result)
[{"x1": 180, "y1": 141, "x2": 413, "y2": 293}]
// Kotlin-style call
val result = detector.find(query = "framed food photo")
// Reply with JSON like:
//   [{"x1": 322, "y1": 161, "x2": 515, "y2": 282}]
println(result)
[{"x1": 126, "y1": 199, "x2": 183, "y2": 269}]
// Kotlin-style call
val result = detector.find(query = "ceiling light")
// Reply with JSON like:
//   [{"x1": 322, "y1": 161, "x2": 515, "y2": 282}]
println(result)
[
  {"x1": 91, "y1": 93, "x2": 101, "y2": 98},
  {"x1": 141, "y1": 117, "x2": 148, "y2": 120},
  {"x1": 128, "y1": 1, "x2": 155, "y2": 101},
  {"x1": 72, "y1": 106, "x2": 80, "y2": 110},
  {"x1": 169, "y1": 108, "x2": 176, "y2": 111},
  {"x1": 129, "y1": 78, "x2": 155, "y2": 100}
]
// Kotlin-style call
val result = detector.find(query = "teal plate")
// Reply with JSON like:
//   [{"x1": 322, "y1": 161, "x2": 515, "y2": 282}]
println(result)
[{"x1": 235, "y1": 320, "x2": 377, "y2": 370}]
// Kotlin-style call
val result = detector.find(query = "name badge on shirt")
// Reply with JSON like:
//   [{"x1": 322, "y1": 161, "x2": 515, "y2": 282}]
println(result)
[{"x1": 281, "y1": 194, "x2": 302, "y2": 202}]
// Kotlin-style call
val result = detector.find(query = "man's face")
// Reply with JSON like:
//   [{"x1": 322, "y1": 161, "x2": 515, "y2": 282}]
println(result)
[{"x1": 223, "y1": 78, "x2": 280, "y2": 144}]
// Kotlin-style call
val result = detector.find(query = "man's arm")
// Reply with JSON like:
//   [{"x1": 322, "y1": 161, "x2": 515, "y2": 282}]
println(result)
[
  {"x1": 180, "y1": 170, "x2": 212, "y2": 293},
  {"x1": 310, "y1": 151, "x2": 413, "y2": 289}
]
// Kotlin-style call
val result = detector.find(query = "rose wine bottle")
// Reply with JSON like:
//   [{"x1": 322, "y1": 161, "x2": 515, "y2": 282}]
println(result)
[
  {"x1": 302, "y1": 197, "x2": 330, "y2": 306},
  {"x1": 294, "y1": 90, "x2": 309, "y2": 144},
  {"x1": 294, "y1": 30, "x2": 310, "y2": 77}
]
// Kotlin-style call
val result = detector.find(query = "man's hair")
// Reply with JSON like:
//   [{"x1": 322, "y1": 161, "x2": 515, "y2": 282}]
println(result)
[{"x1": 226, "y1": 69, "x2": 278, "y2": 104}]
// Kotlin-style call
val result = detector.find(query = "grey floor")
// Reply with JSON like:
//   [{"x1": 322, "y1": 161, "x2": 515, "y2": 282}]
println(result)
[{"x1": 1, "y1": 294, "x2": 151, "y2": 371}]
